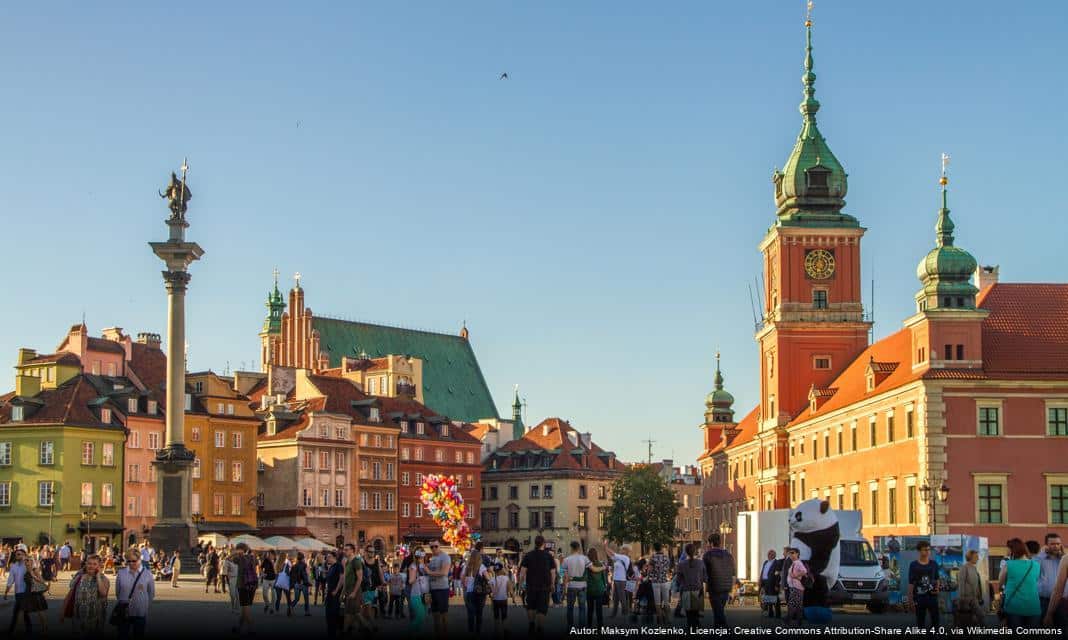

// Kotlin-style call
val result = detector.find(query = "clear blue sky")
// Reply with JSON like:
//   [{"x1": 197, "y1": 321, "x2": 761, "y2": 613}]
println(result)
[{"x1": 2, "y1": 1, "x2": 1065, "y2": 465}]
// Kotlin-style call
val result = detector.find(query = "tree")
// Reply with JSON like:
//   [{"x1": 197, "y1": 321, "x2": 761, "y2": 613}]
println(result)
[{"x1": 605, "y1": 465, "x2": 680, "y2": 555}]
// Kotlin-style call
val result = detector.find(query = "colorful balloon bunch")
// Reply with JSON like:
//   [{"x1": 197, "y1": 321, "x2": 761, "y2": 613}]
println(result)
[{"x1": 420, "y1": 474, "x2": 474, "y2": 552}]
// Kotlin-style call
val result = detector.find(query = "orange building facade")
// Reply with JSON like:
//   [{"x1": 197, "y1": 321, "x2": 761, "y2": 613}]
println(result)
[{"x1": 700, "y1": 20, "x2": 1068, "y2": 557}]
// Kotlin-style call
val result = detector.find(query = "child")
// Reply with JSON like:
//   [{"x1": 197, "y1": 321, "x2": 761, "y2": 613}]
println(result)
[
  {"x1": 388, "y1": 563, "x2": 407, "y2": 619},
  {"x1": 490, "y1": 563, "x2": 512, "y2": 636}
]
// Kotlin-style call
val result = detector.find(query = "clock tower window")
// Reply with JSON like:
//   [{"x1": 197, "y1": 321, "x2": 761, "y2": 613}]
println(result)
[{"x1": 812, "y1": 289, "x2": 829, "y2": 309}]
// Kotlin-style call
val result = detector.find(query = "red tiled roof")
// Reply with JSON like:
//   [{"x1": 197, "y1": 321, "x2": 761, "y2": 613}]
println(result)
[
  {"x1": 788, "y1": 329, "x2": 919, "y2": 426},
  {"x1": 86, "y1": 337, "x2": 125, "y2": 354},
  {"x1": 129, "y1": 342, "x2": 168, "y2": 395},
  {"x1": 464, "y1": 423, "x2": 493, "y2": 440},
  {"x1": 697, "y1": 405, "x2": 760, "y2": 460},
  {"x1": 978, "y1": 283, "x2": 1068, "y2": 376},
  {"x1": 491, "y1": 418, "x2": 618, "y2": 472},
  {"x1": 24, "y1": 352, "x2": 81, "y2": 366},
  {"x1": 0, "y1": 376, "x2": 124, "y2": 429}
]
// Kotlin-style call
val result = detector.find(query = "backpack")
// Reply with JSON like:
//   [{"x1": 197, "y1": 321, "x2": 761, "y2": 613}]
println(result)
[
  {"x1": 585, "y1": 565, "x2": 607, "y2": 597},
  {"x1": 474, "y1": 571, "x2": 490, "y2": 596}
]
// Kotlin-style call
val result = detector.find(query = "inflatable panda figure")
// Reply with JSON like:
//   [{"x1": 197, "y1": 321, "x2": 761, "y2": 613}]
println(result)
[{"x1": 788, "y1": 498, "x2": 841, "y2": 609}]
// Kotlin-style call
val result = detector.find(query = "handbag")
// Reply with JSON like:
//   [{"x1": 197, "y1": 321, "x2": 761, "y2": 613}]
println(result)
[
  {"x1": 109, "y1": 568, "x2": 145, "y2": 626},
  {"x1": 61, "y1": 573, "x2": 83, "y2": 621},
  {"x1": 998, "y1": 561, "x2": 1034, "y2": 616}
]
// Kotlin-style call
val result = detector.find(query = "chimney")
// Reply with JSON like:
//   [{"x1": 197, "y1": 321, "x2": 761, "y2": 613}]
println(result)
[
  {"x1": 542, "y1": 423, "x2": 550, "y2": 437},
  {"x1": 566, "y1": 430, "x2": 578, "y2": 447},
  {"x1": 580, "y1": 432, "x2": 592, "y2": 449},
  {"x1": 136, "y1": 333, "x2": 162, "y2": 349},
  {"x1": 975, "y1": 265, "x2": 999, "y2": 291},
  {"x1": 17, "y1": 348, "x2": 38, "y2": 366},
  {"x1": 101, "y1": 327, "x2": 125, "y2": 342}
]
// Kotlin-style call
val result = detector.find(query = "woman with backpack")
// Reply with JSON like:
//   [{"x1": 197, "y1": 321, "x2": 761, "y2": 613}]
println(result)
[
  {"x1": 675, "y1": 543, "x2": 707, "y2": 632},
  {"x1": 462, "y1": 549, "x2": 489, "y2": 633},
  {"x1": 584, "y1": 548, "x2": 608, "y2": 629},
  {"x1": 785, "y1": 548, "x2": 809, "y2": 628},
  {"x1": 259, "y1": 551, "x2": 277, "y2": 612}
]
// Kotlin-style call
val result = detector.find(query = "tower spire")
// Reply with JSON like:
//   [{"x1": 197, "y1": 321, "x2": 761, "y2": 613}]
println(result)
[
  {"x1": 801, "y1": 1, "x2": 819, "y2": 123},
  {"x1": 915, "y1": 152, "x2": 977, "y2": 311},
  {"x1": 935, "y1": 153, "x2": 955, "y2": 247},
  {"x1": 713, "y1": 350, "x2": 724, "y2": 390}
]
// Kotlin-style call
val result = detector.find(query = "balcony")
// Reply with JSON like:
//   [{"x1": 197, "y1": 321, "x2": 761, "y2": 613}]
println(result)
[{"x1": 396, "y1": 382, "x2": 417, "y2": 397}]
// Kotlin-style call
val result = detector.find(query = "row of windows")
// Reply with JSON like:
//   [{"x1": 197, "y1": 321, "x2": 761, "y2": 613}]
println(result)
[
  {"x1": 480, "y1": 508, "x2": 603, "y2": 531},
  {"x1": 402, "y1": 502, "x2": 476, "y2": 520},
  {"x1": 300, "y1": 450, "x2": 349, "y2": 472},
  {"x1": 0, "y1": 441, "x2": 119, "y2": 467},
  {"x1": 400, "y1": 472, "x2": 475, "y2": 489},
  {"x1": 482, "y1": 484, "x2": 610, "y2": 501},
  {"x1": 674, "y1": 516, "x2": 702, "y2": 533},
  {"x1": 189, "y1": 492, "x2": 246, "y2": 517},
  {"x1": 975, "y1": 406, "x2": 1068, "y2": 437},
  {"x1": 399, "y1": 447, "x2": 476, "y2": 464},
  {"x1": 298, "y1": 487, "x2": 349, "y2": 509},
  {"x1": 0, "y1": 481, "x2": 118, "y2": 508},
  {"x1": 358, "y1": 460, "x2": 395, "y2": 481}
]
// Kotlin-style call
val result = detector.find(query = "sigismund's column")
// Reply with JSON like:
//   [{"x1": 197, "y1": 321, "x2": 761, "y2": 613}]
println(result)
[{"x1": 149, "y1": 160, "x2": 204, "y2": 561}]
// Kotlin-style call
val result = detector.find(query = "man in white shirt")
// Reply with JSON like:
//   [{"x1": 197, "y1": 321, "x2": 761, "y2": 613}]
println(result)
[
  {"x1": 116, "y1": 549, "x2": 157, "y2": 637},
  {"x1": 58, "y1": 541, "x2": 73, "y2": 572},
  {"x1": 603, "y1": 541, "x2": 633, "y2": 618},
  {"x1": 561, "y1": 541, "x2": 591, "y2": 628},
  {"x1": 3, "y1": 549, "x2": 32, "y2": 634}
]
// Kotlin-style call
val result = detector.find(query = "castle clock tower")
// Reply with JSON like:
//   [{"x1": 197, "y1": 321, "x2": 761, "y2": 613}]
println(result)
[{"x1": 755, "y1": 16, "x2": 871, "y2": 507}]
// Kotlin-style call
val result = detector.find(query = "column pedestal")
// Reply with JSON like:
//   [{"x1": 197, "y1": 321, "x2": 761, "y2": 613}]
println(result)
[{"x1": 152, "y1": 445, "x2": 196, "y2": 569}]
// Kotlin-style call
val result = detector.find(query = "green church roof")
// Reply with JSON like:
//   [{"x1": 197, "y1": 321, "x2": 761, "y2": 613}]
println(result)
[
  {"x1": 771, "y1": 19, "x2": 857, "y2": 228},
  {"x1": 312, "y1": 317, "x2": 499, "y2": 423},
  {"x1": 915, "y1": 175, "x2": 978, "y2": 305}
]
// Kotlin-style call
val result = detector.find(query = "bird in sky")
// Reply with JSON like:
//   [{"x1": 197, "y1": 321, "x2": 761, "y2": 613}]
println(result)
[{"x1": 499, "y1": 72, "x2": 508, "y2": 80}]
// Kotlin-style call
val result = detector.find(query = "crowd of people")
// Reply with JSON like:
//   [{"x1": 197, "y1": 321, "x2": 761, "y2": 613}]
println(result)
[{"x1": 2, "y1": 530, "x2": 1066, "y2": 636}]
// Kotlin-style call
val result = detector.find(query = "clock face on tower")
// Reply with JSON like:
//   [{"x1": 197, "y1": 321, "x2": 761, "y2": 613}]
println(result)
[{"x1": 804, "y1": 249, "x2": 836, "y2": 280}]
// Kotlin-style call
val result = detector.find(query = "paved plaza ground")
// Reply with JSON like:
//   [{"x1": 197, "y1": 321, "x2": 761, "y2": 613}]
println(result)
[{"x1": 3, "y1": 571, "x2": 972, "y2": 638}]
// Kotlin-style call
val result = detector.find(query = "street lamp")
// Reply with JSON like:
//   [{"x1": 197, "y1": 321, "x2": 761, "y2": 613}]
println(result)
[
  {"x1": 719, "y1": 520, "x2": 733, "y2": 536},
  {"x1": 919, "y1": 479, "x2": 950, "y2": 534},
  {"x1": 81, "y1": 510, "x2": 99, "y2": 552},
  {"x1": 191, "y1": 512, "x2": 206, "y2": 527}
]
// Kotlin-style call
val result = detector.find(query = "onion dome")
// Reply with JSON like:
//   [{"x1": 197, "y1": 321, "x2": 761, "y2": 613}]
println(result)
[
  {"x1": 704, "y1": 352, "x2": 735, "y2": 423},
  {"x1": 915, "y1": 168, "x2": 978, "y2": 311},
  {"x1": 772, "y1": 18, "x2": 857, "y2": 227},
  {"x1": 263, "y1": 269, "x2": 286, "y2": 333}
]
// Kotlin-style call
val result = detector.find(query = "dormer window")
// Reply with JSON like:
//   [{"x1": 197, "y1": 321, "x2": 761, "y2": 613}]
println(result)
[
  {"x1": 416, "y1": 422, "x2": 425, "y2": 435},
  {"x1": 805, "y1": 166, "x2": 830, "y2": 195},
  {"x1": 400, "y1": 420, "x2": 409, "y2": 433},
  {"x1": 11, "y1": 406, "x2": 24, "y2": 422},
  {"x1": 266, "y1": 419, "x2": 277, "y2": 436},
  {"x1": 441, "y1": 424, "x2": 449, "y2": 438},
  {"x1": 866, "y1": 374, "x2": 875, "y2": 392},
  {"x1": 128, "y1": 398, "x2": 138, "y2": 414},
  {"x1": 194, "y1": 381, "x2": 203, "y2": 393},
  {"x1": 101, "y1": 408, "x2": 112, "y2": 423},
  {"x1": 369, "y1": 407, "x2": 380, "y2": 423},
  {"x1": 147, "y1": 400, "x2": 157, "y2": 415}
]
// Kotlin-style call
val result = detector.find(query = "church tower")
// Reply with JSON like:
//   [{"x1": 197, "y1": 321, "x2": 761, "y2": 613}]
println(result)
[
  {"x1": 260, "y1": 270, "x2": 286, "y2": 372},
  {"x1": 758, "y1": 14, "x2": 871, "y2": 432}
]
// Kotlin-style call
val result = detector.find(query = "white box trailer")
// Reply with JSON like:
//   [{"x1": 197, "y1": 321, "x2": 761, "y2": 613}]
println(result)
[{"x1": 735, "y1": 509, "x2": 888, "y2": 611}]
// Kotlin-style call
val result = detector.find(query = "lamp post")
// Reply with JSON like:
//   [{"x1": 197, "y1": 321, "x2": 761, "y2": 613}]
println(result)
[
  {"x1": 47, "y1": 486, "x2": 57, "y2": 546},
  {"x1": 82, "y1": 510, "x2": 99, "y2": 552},
  {"x1": 918, "y1": 479, "x2": 950, "y2": 535},
  {"x1": 719, "y1": 520, "x2": 733, "y2": 554}
]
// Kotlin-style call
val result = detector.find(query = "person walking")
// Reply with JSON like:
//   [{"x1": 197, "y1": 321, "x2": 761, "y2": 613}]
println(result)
[
  {"x1": 63, "y1": 553, "x2": 110, "y2": 635},
  {"x1": 1043, "y1": 554, "x2": 1068, "y2": 632},
  {"x1": 647, "y1": 542, "x2": 671, "y2": 625},
  {"x1": 520, "y1": 535, "x2": 556, "y2": 637},
  {"x1": 408, "y1": 549, "x2": 429, "y2": 632},
  {"x1": 22, "y1": 556, "x2": 50, "y2": 633},
  {"x1": 3, "y1": 547, "x2": 33, "y2": 634},
  {"x1": 59, "y1": 541, "x2": 73, "y2": 572},
  {"x1": 999, "y1": 538, "x2": 1042, "y2": 628},
  {"x1": 561, "y1": 541, "x2": 591, "y2": 628},
  {"x1": 291, "y1": 552, "x2": 311, "y2": 616},
  {"x1": 274, "y1": 552, "x2": 293, "y2": 615},
  {"x1": 759, "y1": 549, "x2": 783, "y2": 618},
  {"x1": 490, "y1": 561, "x2": 513, "y2": 634},
  {"x1": 675, "y1": 543, "x2": 707, "y2": 632},
  {"x1": 603, "y1": 541, "x2": 633, "y2": 619},
  {"x1": 259, "y1": 550, "x2": 277, "y2": 612},
  {"x1": 955, "y1": 549, "x2": 985, "y2": 628},
  {"x1": 1037, "y1": 533, "x2": 1065, "y2": 629},
  {"x1": 115, "y1": 549, "x2": 156, "y2": 639},
  {"x1": 425, "y1": 540, "x2": 452, "y2": 639},
  {"x1": 360, "y1": 547, "x2": 383, "y2": 630},
  {"x1": 784, "y1": 548, "x2": 808, "y2": 627},
  {"x1": 231, "y1": 543, "x2": 258, "y2": 636},
  {"x1": 324, "y1": 551, "x2": 344, "y2": 637},
  {"x1": 223, "y1": 550, "x2": 240, "y2": 611},
  {"x1": 168, "y1": 550, "x2": 181, "y2": 588},
  {"x1": 907, "y1": 540, "x2": 942, "y2": 628},
  {"x1": 205, "y1": 544, "x2": 220, "y2": 594},
  {"x1": 463, "y1": 548, "x2": 489, "y2": 633},
  {"x1": 313, "y1": 552, "x2": 327, "y2": 606},
  {"x1": 583, "y1": 549, "x2": 608, "y2": 629},
  {"x1": 702, "y1": 533, "x2": 735, "y2": 629},
  {"x1": 219, "y1": 547, "x2": 231, "y2": 597}
]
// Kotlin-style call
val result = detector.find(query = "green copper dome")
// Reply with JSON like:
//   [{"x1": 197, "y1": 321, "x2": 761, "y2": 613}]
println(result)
[
  {"x1": 704, "y1": 354, "x2": 735, "y2": 423},
  {"x1": 772, "y1": 22, "x2": 857, "y2": 228},
  {"x1": 915, "y1": 183, "x2": 978, "y2": 309},
  {"x1": 263, "y1": 272, "x2": 286, "y2": 333}
]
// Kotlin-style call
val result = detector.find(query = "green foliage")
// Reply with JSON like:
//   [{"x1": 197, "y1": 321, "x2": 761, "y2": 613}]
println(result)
[{"x1": 605, "y1": 465, "x2": 680, "y2": 553}]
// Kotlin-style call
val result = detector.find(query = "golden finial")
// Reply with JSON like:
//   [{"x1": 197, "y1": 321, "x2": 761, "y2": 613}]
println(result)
[
  {"x1": 805, "y1": 0, "x2": 814, "y2": 27},
  {"x1": 940, "y1": 152, "x2": 950, "y2": 188}
]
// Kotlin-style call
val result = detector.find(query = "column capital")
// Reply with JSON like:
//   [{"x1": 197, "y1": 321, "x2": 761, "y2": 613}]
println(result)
[{"x1": 162, "y1": 270, "x2": 192, "y2": 293}]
